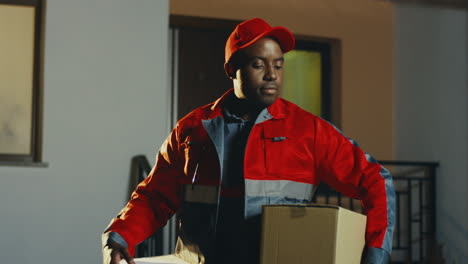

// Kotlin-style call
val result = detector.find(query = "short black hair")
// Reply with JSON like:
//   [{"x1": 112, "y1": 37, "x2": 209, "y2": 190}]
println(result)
[{"x1": 228, "y1": 50, "x2": 248, "y2": 72}]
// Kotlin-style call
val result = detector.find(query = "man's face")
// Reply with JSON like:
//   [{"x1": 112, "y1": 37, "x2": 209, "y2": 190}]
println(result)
[{"x1": 233, "y1": 37, "x2": 284, "y2": 107}]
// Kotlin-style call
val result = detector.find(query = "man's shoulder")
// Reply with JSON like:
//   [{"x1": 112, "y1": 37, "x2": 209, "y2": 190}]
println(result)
[
  {"x1": 176, "y1": 103, "x2": 217, "y2": 128},
  {"x1": 276, "y1": 98, "x2": 340, "y2": 132},
  {"x1": 277, "y1": 98, "x2": 320, "y2": 121},
  {"x1": 277, "y1": 99, "x2": 343, "y2": 139}
]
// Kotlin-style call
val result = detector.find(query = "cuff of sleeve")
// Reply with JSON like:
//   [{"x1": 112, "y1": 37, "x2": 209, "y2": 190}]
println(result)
[
  {"x1": 102, "y1": 231, "x2": 128, "y2": 249},
  {"x1": 365, "y1": 247, "x2": 390, "y2": 264}
]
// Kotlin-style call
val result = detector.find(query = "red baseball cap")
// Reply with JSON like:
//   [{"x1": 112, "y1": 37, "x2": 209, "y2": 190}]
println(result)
[{"x1": 225, "y1": 18, "x2": 296, "y2": 64}]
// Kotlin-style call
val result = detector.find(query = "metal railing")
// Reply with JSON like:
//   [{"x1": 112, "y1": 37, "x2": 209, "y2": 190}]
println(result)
[
  {"x1": 130, "y1": 156, "x2": 439, "y2": 263},
  {"x1": 385, "y1": 161, "x2": 438, "y2": 264}
]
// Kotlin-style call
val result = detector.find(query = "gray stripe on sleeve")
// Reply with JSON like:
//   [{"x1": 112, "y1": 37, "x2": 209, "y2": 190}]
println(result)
[{"x1": 245, "y1": 179, "x2": 316, "y2": 201}]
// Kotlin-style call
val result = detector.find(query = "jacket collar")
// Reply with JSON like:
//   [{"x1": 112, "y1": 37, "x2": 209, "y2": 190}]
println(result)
[{"x1": 210, "y1": 88, "x2": 288, "y2": 120}]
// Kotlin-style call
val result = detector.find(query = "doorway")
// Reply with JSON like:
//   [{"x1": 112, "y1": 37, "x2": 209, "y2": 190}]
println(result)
[
  {"x1": 170, "y1": 15, "x2": 336, "y2": 122},
  {"x1": 164, "y1": 15, "x2": 338, "y2": 255}
]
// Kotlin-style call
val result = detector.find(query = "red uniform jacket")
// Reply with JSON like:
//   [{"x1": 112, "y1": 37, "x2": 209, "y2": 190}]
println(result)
[{"x1": 107, "y1": 89, "x2": 395, "y2": 261}]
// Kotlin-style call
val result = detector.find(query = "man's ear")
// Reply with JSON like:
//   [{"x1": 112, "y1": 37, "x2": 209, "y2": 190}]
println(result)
[{"x1": 224, "y1": 63, "x2": 237, "y2": 79}]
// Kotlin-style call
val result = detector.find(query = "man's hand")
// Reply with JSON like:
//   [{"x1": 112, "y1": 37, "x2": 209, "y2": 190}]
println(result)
[{"x1": 102, "y1": 240, "x2": 135, "y2": 264}]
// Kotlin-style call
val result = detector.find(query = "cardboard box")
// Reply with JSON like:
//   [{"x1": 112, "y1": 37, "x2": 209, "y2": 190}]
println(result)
[
  {"x1": 122, "y1": 254, "x2": 190, "y2": 264},
  {"x1": 126, "y1": 204, "x2": 366, "y2": 264},
  {"x1": 260, "y1": 204, "x2": 367, "y2": 264}
]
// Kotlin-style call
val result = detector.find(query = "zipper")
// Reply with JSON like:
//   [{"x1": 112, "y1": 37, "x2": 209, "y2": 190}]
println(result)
[{"x1": 191, "y1": 144, "x2": 206, "y2": 190}]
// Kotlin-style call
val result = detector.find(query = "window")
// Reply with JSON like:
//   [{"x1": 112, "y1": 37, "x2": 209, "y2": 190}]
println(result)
[
  {"x1": 0, "y1": 0, "x2": 44, "y2": 166},
  {"x1": 282, "y1": 41, "x2": 332, "y2": 121}
]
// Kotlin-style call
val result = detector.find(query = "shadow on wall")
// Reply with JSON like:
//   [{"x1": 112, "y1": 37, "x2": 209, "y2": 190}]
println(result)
[
  {"x1": 438, "y1": 207, "x2": 468, "y2": 263},
  {"x1": 391, "y1": 0, "x2": 468, "y2": 9}
]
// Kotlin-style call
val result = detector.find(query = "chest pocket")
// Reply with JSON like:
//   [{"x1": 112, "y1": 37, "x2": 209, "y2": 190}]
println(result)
[
  {"x1": 181, "y1": 138, "x2": 205, "y2": 181},
  {"x1": 263, "y1": 121, "x2": 311, "y2": 176}
]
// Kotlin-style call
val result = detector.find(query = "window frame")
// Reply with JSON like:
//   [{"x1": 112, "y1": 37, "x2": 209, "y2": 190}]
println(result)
[{"x1": 0, "y1": 0, "x2": 45, "y2": 166}]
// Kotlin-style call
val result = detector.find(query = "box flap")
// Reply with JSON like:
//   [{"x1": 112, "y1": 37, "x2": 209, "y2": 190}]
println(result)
[
  {"x1": 263, "y1": 203, "x2": 340, "y2": 210},
  {"x1": 123, "y1": 254, "x2": 191, "y2": 264},
  {"x1": 335, "y1": 207, "x2": 367, "y2": 264}
]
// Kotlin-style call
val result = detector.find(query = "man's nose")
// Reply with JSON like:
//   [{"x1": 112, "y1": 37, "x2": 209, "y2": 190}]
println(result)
[{"x1": 263, "y1": 65, "x2": 277, "y2": 81}]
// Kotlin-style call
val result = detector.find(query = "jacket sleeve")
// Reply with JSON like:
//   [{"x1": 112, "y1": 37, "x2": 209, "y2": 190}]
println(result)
[
  {"x1": 105, "y1": 127, "x2": 184, "y2": 256},
  {"x1": 313, "y1": 120, "x2": 395, "y2": 262}
]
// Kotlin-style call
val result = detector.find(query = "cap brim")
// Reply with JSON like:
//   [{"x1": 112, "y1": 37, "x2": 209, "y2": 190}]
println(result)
[{"x1": 238, "y1": 26, "x2": 296, "y2": 54}]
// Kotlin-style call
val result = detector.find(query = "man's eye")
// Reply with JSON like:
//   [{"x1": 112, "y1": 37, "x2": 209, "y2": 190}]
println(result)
[
  {"x1": 275, "y1": 65, "x2": 283, "y2": 70},
  {"x1": 253, "y1": 64, "x2": 264, "y2": 69}
]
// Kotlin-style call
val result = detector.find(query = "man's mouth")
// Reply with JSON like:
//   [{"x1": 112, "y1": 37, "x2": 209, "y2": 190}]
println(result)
[{"x1": 261, "y1": 86, "x2": 278, "y2": 95}]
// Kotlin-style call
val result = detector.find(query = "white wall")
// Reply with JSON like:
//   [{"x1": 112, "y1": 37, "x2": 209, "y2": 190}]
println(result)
[
  {"x1": 393, "y1": 3, "x2": 468, "y2": 262},
  {"x1": 0, "y1": 1, "x2": 169, "y2": 263}
]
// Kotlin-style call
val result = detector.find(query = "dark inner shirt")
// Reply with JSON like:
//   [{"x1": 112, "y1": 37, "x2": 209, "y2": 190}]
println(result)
[{"x1": 214, "y1": 107, "x2": 261, "y2": 264}]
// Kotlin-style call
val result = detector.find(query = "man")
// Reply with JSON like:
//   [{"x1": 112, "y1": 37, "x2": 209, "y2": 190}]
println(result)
[{"x1": 102, "y1": 18, "x2": 395, "y2": 264}]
